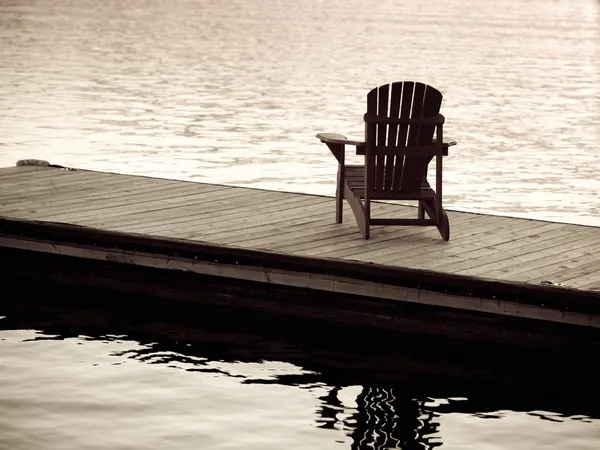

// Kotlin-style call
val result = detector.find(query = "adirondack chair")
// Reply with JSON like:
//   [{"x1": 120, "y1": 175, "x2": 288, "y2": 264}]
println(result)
[{"x1": 316, "y1": 81, "x2": 456, "y2": 240}]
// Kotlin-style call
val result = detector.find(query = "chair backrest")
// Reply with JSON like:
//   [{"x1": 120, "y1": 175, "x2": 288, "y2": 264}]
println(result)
[{"x1": 365, "y1": 81, "x2": 442, "y2": 195}]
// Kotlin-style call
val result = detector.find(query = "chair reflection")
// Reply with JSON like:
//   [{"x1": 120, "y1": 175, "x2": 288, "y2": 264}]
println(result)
[{"x1": 317, "y1": 386, "x2": 441, "y2": 450}]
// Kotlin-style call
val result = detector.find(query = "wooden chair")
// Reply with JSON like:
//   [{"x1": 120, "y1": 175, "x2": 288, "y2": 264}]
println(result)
[{"x1": 317, "y1": 81, "x2": 456, "y2": 240}]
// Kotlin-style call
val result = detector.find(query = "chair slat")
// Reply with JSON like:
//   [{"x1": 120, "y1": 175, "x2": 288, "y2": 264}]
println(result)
[
  {"x1": 401, "y1": 82, "x2": 428, "y2": 193},
  {"x1": 366, "y1": 87, "x2": 378, "y2": 199},
  {"x1": 375, "y1": 84, "x2": 389, "y2": 191},
  {"x1": 392, "y1": 81, "x2": 414, "y2": 190},
  {"x1": 385, "y1": 82, "x2": 403, "y2": 191}
]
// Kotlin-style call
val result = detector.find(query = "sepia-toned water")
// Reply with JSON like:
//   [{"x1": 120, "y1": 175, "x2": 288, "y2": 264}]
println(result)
[
  {"x1": 0, "y1": 0, "x2": 599, "y2": 224},
  {"x1": 1, "y1": 0, "x2": 600, "y2": 448}
]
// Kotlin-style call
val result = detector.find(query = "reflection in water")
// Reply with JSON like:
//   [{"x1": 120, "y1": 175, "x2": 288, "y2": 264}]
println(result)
[
  {"x1": 1, "y1": 284, "x2": 600, "y2": 450},
  {"x1": 112, "y1": 344, "x2": 445, "y2": 449},
  {"x1": 329, "y1": 387, "x2": 442, "y2": 450}
]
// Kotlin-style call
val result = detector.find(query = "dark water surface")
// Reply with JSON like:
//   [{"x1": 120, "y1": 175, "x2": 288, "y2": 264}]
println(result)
[{"x1": 1, "y1": 285, "x2": 599, "y2": 449}]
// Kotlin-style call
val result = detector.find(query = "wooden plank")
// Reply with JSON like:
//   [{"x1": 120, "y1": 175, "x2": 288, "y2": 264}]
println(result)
[
  {"x1": 20, "y1": 182, "x2": 227, "y2": 214},
  {"x1": 0, "y1": 169, "x2": 198, "y2": 194},
  {"x1": 0, "y1": 182, "x2": 227, "y2": 216},
  {"x1": 181, "y1": 202, "x2": 341, "y2": 243},
  {"x1": 563, "y1": 271, "x2": 600, "y2": 289},
  {"x1": 76, "y1": 185, "x2": 262, "y2": 224},
  {"x1": 236, "y1": 206, "x2": 404, "y2": 250},
  {"x1": 178, "y1": 198, "x2": 338, "y2": 240},
  {"x1": 0, "y1": 171, "x2": 126, "y2": 198},
  {"x1": 525, "y1": 258, "x2": 600, "y2": 285},
  {"x1": 81, "y1": 189, "x2": 300, "y2": 230},
  {"x1": 109, "y1": 191, "x2": 320, "y2": 234},
  {"x1": 424, "y1": 224, "x2": 596, "y2": 271},
  {"x1": 481, "y1": 240, "x2": 600, "y2": 282},
  {"x1": 303, "y1": 214, "x2": 512, "y2": 260},
  {"x1": 0, "y1": 179, "x2": 137, "y2": 207},
  {"x1": 526, "y1": 251, "x2": 600, "y2": 287},
  {"x1": 217, "y1": 200, "x2": 408, "y2": 244},
  {"x1": 206, "y1": 211, "x2": 360, "y2": 245},
  {"x1": 0, "y1": 169, "x2": 169, "y2": 192},
  {"x1": 0, "y1": 166, "x2": 55, "y2": 177},
  {"x1": 0, "y1": 177, "x2": 181, "y2": 205},
  {"x1": 10, "y1": 186, "x2": 233, "y2": 222},
  {"x1": 274, "y1": 224, "x2": 442, "y2": 256},
  {"x1": 578, "y1": 274, "x2": 600, "y2": 290},
  {"x1": 407, "y1": 222, "x2": 571, "y2": 270},
  {"x1": 242, "y1": 222, "x2": 377, "y2": 250},
  {"x1": 489, "y1": 244, "x2": 600, "y2": 283},
  {"x1": 128, "y1": 194, "x2": 322, "y2": 235},
  {"x1": 0, "y1": 176, "x2": 117, "y2": 201},
  {"x1": 280, "y1": 201, "x2": 448, "y2": 254},
  {"x1": 304, "y1": 215, "x2": 522, "y2": 260},
  {"x1": 449, "y1": 227, "x2": 600, "y2": 277},
  {"x1": 372, "y1": 217, "x2": 558, "y2": 265},
  {"x1": 0, "y1": 168, "x2": 187, "y2": 192},
  {"x1": 107, "y1": 199, "x2": 302, "y2": 232},
  {"x1": 382, "y1": 217, "x2": 551, "y2": 261},
  {"x1": 320, "y1": 214, "x2": 521, "y2": 260},
  {"x1": 0, "y1": 166, "x2": 79, "y2": 179},
  {"x1": 30, "y1": 185, "x2": 265, "y2": 222},
  {"x1": 0, "y1": 171, "x2": 204, "y2": 198},
  {"x1": 269, "y1": 205, "x2": 434, "y2": 254},
  {"x1": 0, "y1": 178, "x2": 215, "y2": 211},
  {"x1": 0, "y1": 165, "x2": 47, "y2": 173},
  {"x1": 0, "y1": 168, "x2": 111, "y2": 186}
]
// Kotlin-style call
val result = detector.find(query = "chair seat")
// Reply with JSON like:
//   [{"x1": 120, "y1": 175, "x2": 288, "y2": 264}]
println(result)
[{"x1": 343, "y1": 165, "x2": 435, "y2": 200}]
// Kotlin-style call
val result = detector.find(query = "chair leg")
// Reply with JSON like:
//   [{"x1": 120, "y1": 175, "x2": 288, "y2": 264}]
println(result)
[
  {"x1": 421, "y1": 199, "x2": 436, "y2": 223},
  {"x1": 343, "y1": 182, "x2": 369, "y2": 238},
  {"x1": 418, "y1": 200, "x2": 425, "y2": 220},
  {"x1": 422, "y1": 198, "x2": 450, "y2": 241},
  {"x1": 336, "y1": 165, "x2": 343, "y2": 223},
  {"x1": 437, "y1": 209, "x2": 450, "y2": 241},
  {"x1": 363, "y1": 198, "x2": 370, "y2": 240},
  {"x1": 358, "y1": 213, "x2": 369, "y2": 239}
]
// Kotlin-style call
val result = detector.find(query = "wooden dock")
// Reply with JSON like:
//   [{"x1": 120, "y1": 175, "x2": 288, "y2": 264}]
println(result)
[{"x1": 1, "y1": 164, "x2": 600, "y2": 345}]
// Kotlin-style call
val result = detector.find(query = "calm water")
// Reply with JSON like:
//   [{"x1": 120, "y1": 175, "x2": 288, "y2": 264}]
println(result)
[
  {"x1": 1, "y1": 0, "x2": 600, "y2": 448},
  {"x1": 0, "y1": 0, "x2": 599, "y2": 225},
  {"x1": 1, "y1": 287, "x2": 600, "y2": 450}
]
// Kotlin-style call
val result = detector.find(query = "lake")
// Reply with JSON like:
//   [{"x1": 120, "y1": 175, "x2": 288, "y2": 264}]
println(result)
[
  {"x1": 1, "y1": 0, "x2": 600, "y2": 448},
  {"x1": 0, "y1": 0, "x2": 599, "y2": 224}
]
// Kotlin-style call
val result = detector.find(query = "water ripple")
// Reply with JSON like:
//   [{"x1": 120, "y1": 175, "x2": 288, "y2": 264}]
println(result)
[{"x1": 0, "y1": 0, "x2": 599, "y2": 225}]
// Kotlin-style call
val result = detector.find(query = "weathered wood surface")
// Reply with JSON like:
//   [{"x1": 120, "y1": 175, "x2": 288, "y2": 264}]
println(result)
[{"x1": 1, "y1": 165, "x2": 599, "y2": 297}]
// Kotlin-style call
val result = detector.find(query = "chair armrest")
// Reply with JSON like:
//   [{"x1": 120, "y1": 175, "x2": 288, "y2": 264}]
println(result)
[
  {"x1": 440, "y1": 140, "x2": 457, "y2": 147},
  {"x1": 363, "y1": 113, "x2": 445, "y2": 125},
  {"x1": 316, "y1": 132, "x2": 366, "y2": 147}
]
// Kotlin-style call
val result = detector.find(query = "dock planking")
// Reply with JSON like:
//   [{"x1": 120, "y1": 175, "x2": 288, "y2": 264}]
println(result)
[{"x1": 1, "y1": 164, "x2": 600, "y2": 341}]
